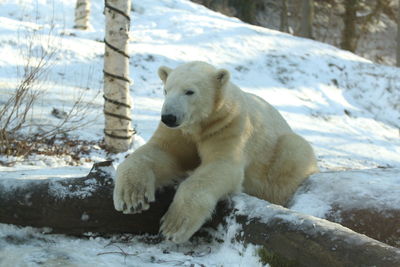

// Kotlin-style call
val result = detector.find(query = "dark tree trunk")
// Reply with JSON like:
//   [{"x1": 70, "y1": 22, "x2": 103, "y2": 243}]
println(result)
[
  {"x1": 280, "y1": 0, "x2": 289, "y2": 33},
  {"x1": 230, "y1": 0, "x2": 258, "y2": 25},
  {"x1": 241, "y1": 0, "x2": 257, "y2": 25},
  {"x1": 297, "y1": 0, "x2": 314, "y2": 38},
  {"x1": 341, "y1": 0, "x2": 359, "y2": 52},
  {"x1": 0, "y1": 161, "x2": 399, "y2": 266}
]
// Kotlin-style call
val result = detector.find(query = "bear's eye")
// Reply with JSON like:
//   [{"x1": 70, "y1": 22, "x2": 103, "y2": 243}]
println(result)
[
  {"x1": 185, "y1": 90, "x2": 194, "y2": 96},
  {"x1": 163, "y1": 89, "x2": 167, "y2": 96}
]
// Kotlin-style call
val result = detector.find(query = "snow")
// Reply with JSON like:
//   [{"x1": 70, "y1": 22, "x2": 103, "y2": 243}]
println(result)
[
  {"x1": 0, "y1": 0, "x2": 399, "y2": 265},
  {"x1": 0, "y1": 223, "x2": 263, "y2": 267},
  {"x1": 48, "y1": 178, "x2": 95, "y2": 199},
  {"x1": 233, "y1": 193, "x2": 360, "y2": 236},
  {"x1": 289, "y1": 168, "x2": 400, "y2": 218}
]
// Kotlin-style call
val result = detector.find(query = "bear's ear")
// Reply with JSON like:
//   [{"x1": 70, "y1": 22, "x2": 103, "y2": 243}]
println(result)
[
  {"x1": 158, "y1": 66, "x2": 172, "y2": 84},
  {"x1": 215, "y1": 69, "x2": 230, "y2": 88}
]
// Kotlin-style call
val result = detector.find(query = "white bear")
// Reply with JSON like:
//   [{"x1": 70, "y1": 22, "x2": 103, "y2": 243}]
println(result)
[{"x1": 113, "y1": 61, "x2": 318, "y2": 243}]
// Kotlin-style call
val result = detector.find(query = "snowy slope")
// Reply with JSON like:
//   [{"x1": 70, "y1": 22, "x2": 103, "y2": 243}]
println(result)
[{"x1": 0, "y1": 0, "x2": 400, "y2": 266}]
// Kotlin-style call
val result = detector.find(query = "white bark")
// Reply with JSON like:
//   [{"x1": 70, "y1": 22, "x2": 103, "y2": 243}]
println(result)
[
  {"x1": 103, "y1": 0, "x2": 134, "y2": 152},
  {"x1": 74, "y1": 0, "x2": 91, "y2": 30}
]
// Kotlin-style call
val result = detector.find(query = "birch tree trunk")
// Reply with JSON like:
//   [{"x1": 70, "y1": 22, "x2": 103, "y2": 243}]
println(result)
[
  {"x1": 74, "y1": 0, "x2": 91, "y2": 30},
  {"x1": 297, "y1": 0, "x2": 314, "y2": 38},
  {"x1": 103, "y1": 0, "x2": 134, "y2": 152}
]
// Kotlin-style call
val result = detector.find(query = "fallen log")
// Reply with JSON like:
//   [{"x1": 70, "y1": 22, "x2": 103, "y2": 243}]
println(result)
[
  {"x1": 0, "y1": 161, "x2": 399, "y2": 267},
  {"x1": 232, "y1": 196, "x2": 400, "y2": 267},
  {"x1": 0, "y1": 161, "x2": 175, "y2": 236},
  {"x1": 290, "y1": 167, "x2": 400, "y2": 248}
]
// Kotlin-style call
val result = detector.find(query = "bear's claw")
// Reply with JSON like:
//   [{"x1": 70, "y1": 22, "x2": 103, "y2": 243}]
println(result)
[
  {"x1": 121, "y1": 198, "x2": 152, "y2": 214},
  {"x1": 159, "y1": 201, "x2": 202, "y2": 243},
  {"x1": 160, "y1": 216, "x2": 193, "y2": 244},
  {"x1": 113, "y1": 169, "x2": 156, "y2": 214}
]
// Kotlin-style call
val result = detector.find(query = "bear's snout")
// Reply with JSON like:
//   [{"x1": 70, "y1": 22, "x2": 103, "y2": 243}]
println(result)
[{"x1": 161, "y1": 114, "x2": 179, "y2": 128}]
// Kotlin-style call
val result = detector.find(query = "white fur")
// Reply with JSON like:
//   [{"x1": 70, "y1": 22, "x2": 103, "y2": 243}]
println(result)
[
  {"x1": 161, "y1": 92, "x2": 188, "y2": 126},
  {"x1": 114, "y1": 61, "x2": 319, "y2": 243}
]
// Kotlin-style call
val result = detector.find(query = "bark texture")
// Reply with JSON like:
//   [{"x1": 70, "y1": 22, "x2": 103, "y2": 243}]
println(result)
[
  {"x1": 74, "y1": 0, "x2": 91, "y2": 30},
  {"x1": 103, "y1": 0, "x2": 134, "y2": 152},
  {"x1": 235, "y1": 207, "x2": 400, "y2": 267},
  {"x1": 229, "y1": 0, "x2": 258, "y2": 25},
  {"x1": 0, "y1": 161, "x2": 399, "y2": 266},
  {"x1": 0, "y1": 161, "x2": 171, "y2": 236},
  {"x1": 341, "y1": 0, "x2": 359, "y2": 52},
  {"x1": 297, "y1": 0, "x2": 314, "y2": 38},
  {"x1": 280, "y1": 0, "x2": 289, "y2": 33}
]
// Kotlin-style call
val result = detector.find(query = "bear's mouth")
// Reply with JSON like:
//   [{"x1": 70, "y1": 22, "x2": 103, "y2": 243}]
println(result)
[{"x1": 163, "y1": 122, "x2": 179, "y2": 128}]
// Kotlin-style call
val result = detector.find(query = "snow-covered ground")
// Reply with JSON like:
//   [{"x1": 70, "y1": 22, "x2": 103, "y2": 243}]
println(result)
[{"x1": 0, "y1": 0, "x2": 399, "y2": 266}]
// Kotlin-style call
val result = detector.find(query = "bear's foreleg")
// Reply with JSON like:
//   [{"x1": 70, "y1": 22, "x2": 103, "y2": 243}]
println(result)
[
  {"x1": 113, "y1": 144, "x2": 185, "y2": 214},
  {"x1": 160, "y1": 160, "x2": 244, "y2": 243}
]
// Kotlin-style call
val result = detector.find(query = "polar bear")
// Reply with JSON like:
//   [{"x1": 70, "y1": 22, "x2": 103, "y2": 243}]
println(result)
[{"x1": 113, "y1": 61, "x2": 318, "y2": 243}]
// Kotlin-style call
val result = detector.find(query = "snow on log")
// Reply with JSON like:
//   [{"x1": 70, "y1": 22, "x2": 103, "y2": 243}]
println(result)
[
  {"x1": 0, "y1": 161, "x2": 399, "y2": 266},
  {"x1": 290, "y1": 168, "x2": 400, "y2": 248},
  {"x1": 0, "y1": 161, "x2": 174, "y2": 236},
  {"x1": 231, "y1": 195, "x2": 400, "y2": 267}
]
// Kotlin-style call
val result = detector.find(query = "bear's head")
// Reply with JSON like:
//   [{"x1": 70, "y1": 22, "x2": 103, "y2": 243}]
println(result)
[{"x1": 158, "y1": 61, "x2": 230, "y2": 129}]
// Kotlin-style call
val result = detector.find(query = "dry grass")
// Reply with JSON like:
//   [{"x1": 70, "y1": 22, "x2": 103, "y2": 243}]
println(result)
[{"x1": 0, "y1": 23, "x2": 100, "y2": 160}]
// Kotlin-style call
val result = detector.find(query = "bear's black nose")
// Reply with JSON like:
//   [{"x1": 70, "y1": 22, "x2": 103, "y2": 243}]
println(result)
[{"x1": 161, "y1": 114, "x2": 178, "y2": 127}]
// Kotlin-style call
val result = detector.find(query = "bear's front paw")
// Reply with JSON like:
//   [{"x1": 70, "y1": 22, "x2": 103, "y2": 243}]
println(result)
[
  {"x1": 160, "y1": 198, "x2": 209, "y2": 243},
  {"x1": 113, "y1": 168, "x2": 155, "y2": 214}
]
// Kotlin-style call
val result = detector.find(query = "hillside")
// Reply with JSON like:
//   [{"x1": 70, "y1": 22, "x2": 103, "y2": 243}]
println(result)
[{"x1": 0, "y1": 0, "x2": 399, "y2": 266}]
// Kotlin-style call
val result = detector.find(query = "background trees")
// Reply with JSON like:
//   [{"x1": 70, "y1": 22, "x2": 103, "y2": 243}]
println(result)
[
  {"x1": 193, "y1": 0, "x2": 399, "y2": 66},
  {"x1": 298, "y1": 0, "x2": 314, "y2": 39},
  {"x1": 74, "y1": 0, "x2": 91, "y2": 30},
  {"x1": 73, "y1": 0, "x2": 134, "y2": 152},
  {"x1": 340, "y1": 0, "x2": 358, "y2": 52}
]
